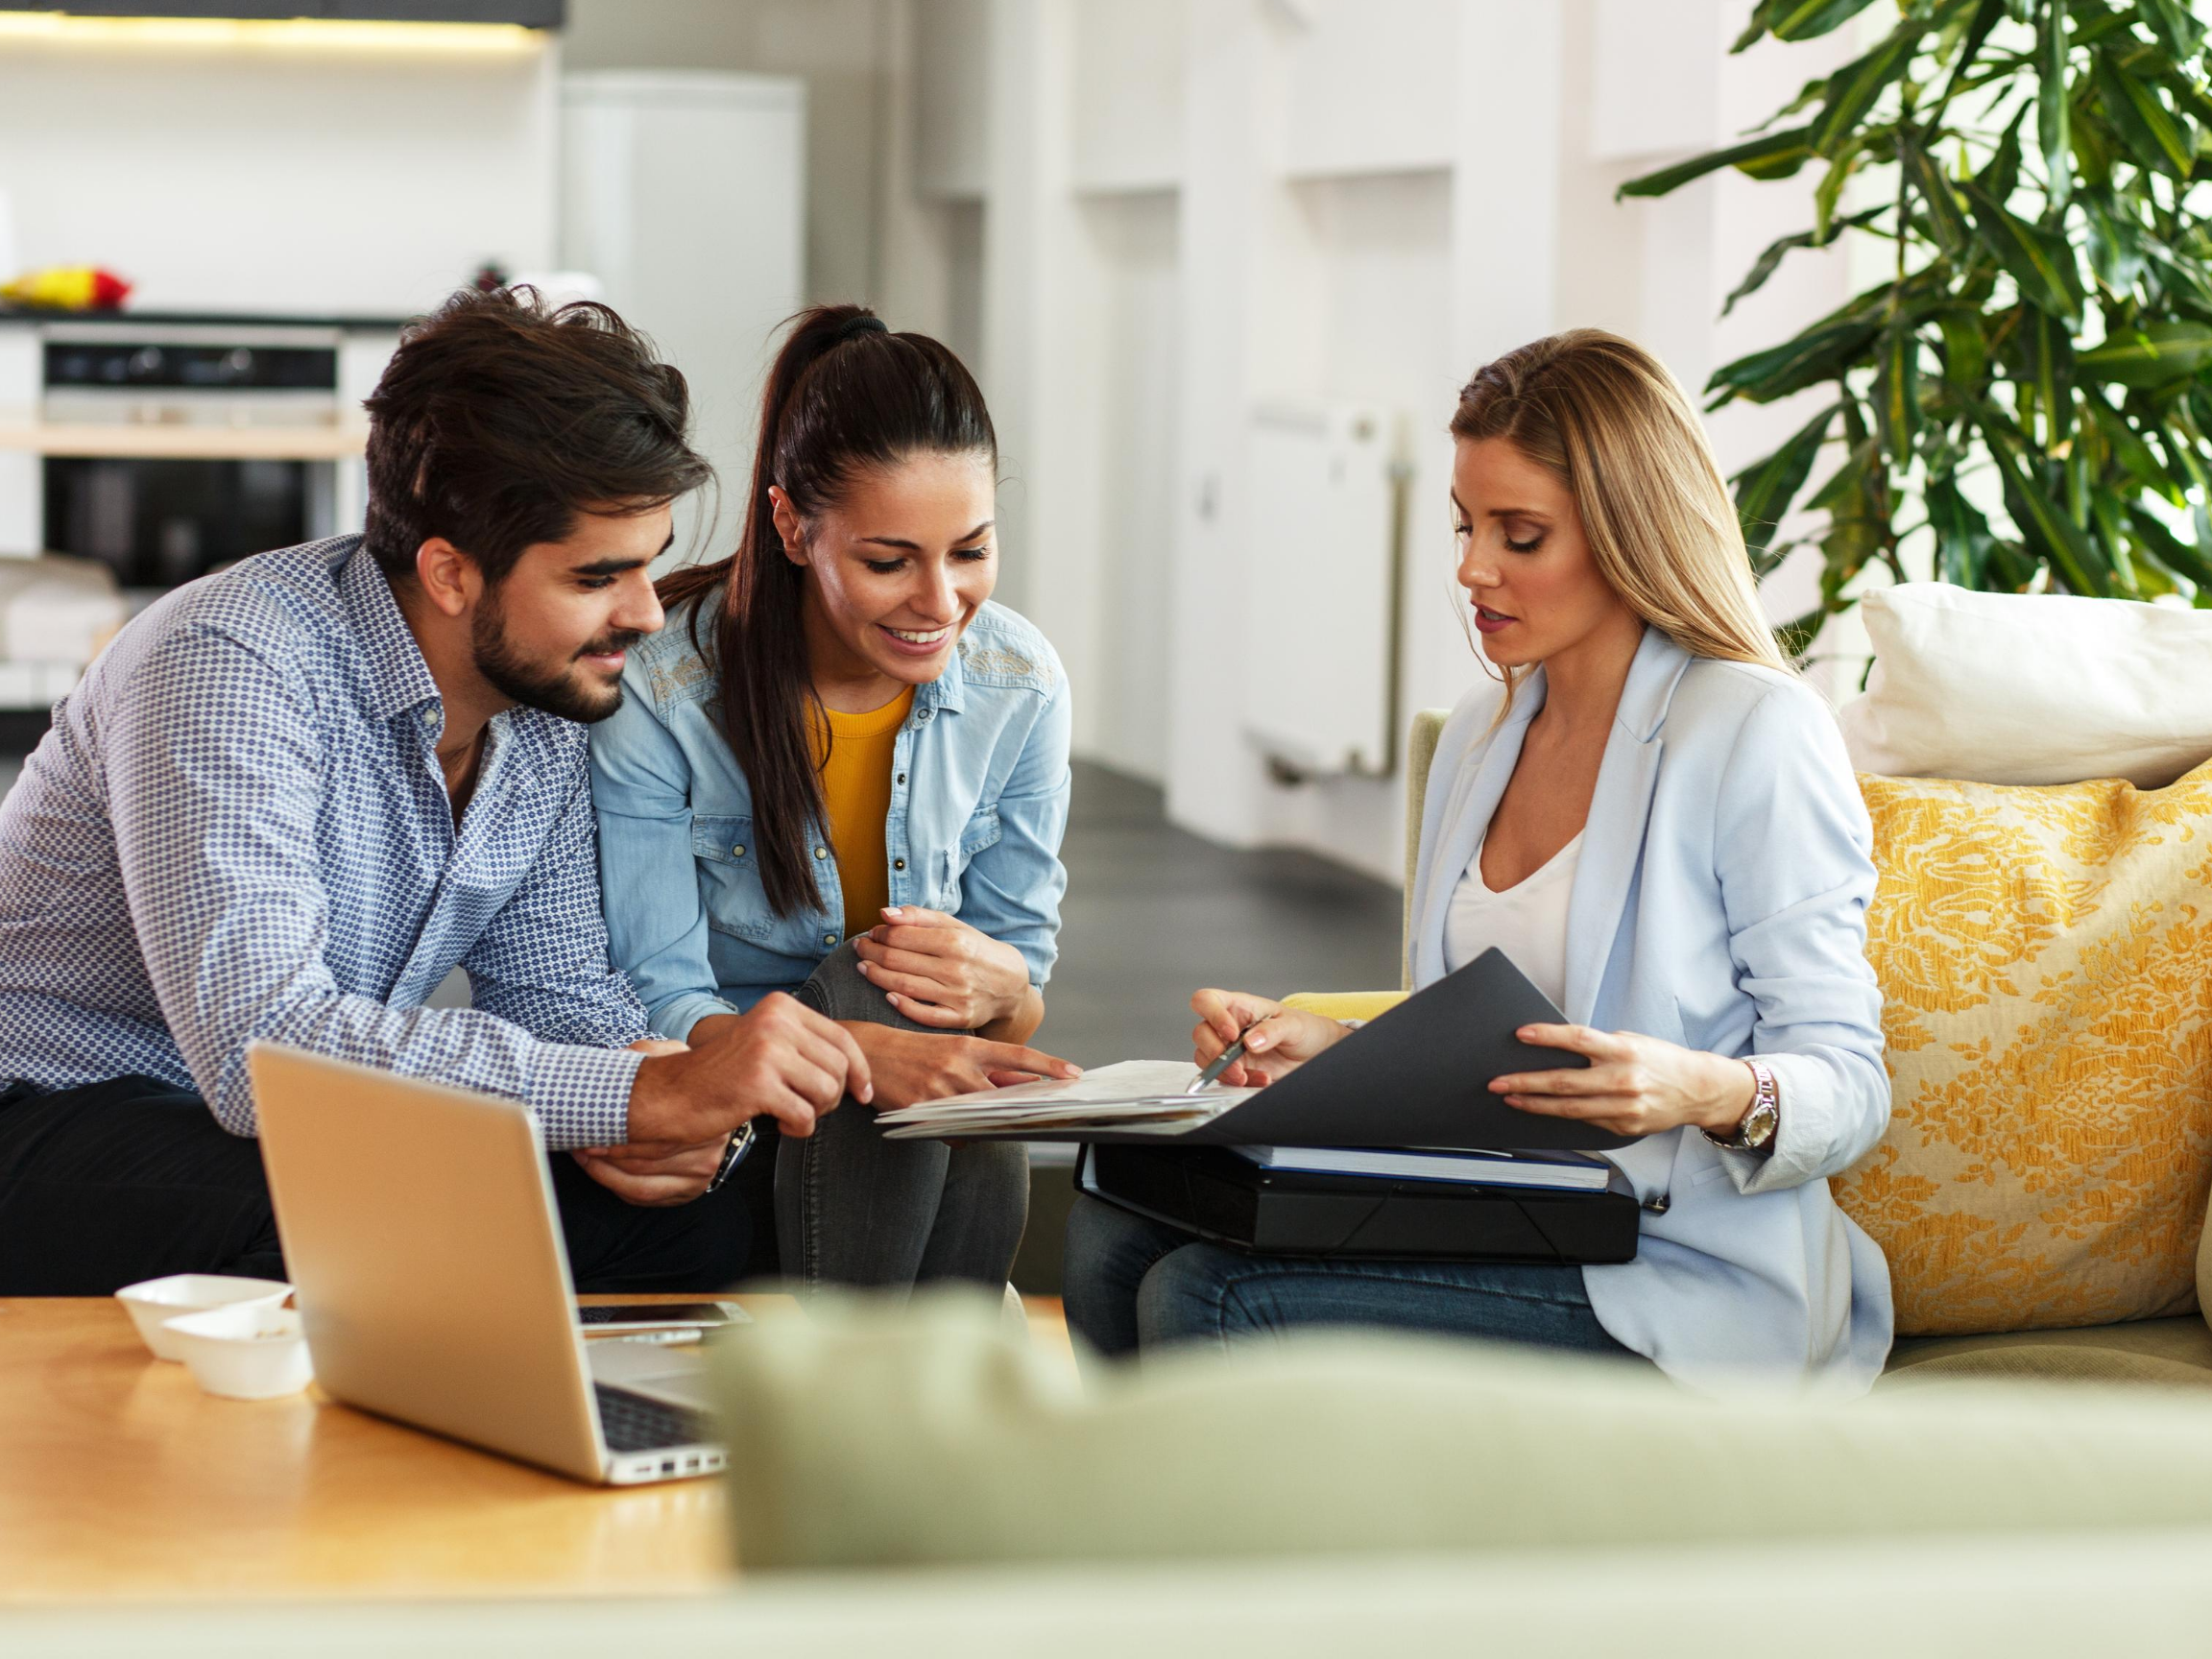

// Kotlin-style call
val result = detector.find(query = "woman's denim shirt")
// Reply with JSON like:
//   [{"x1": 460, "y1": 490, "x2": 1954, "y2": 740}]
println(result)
[{"x1": 589, "y1": 595, "x2": 1072, "y2": 1041}]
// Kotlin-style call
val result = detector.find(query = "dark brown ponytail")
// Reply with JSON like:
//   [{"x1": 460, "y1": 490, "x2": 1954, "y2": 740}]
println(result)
[{"x1": 658, "y1": 305, "x2": 997, "y2": 917}]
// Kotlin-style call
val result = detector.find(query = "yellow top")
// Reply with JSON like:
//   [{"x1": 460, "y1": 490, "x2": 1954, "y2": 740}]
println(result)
[{"x1": 815, "y1": 686, "x2": 915, "y2": 941}]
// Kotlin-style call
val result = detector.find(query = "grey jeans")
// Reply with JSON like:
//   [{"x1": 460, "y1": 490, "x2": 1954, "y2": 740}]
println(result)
[{"x1": 779, "y1": 941, "x2": 1029, "y2": 1298}]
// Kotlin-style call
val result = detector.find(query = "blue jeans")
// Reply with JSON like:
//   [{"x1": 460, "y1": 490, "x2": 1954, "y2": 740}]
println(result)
[{"x1": 1062, "y1": 1193, "x2": 1641, "y2": 1367}]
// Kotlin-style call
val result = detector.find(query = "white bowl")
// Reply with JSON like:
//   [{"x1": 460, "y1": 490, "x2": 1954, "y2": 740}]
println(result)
[
  {"x1": 115, "y1": 1274, "x2": 292, "y2": 1361},
  {"x1": 161, "y1": 1302, "x2": 314, "y2": 1400}
]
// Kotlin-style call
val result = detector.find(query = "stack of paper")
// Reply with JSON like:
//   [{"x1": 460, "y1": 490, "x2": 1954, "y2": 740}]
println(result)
[{"x1": 875, "y1": 1061, "x2": 1258, "y2": 1141}]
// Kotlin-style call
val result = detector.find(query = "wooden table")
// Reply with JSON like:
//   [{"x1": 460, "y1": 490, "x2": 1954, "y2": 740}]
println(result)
[{"x1": 0, "y1": 1295, "x2": 745, "y2": 1605}]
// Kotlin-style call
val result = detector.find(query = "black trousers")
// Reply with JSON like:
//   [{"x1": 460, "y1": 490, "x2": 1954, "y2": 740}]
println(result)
[{"x1": 0, "y1": 1073, "x2": 777, "y2": 1296}]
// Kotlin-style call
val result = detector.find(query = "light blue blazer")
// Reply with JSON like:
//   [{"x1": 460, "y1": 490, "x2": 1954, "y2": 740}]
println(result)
[{"x1": 1409, "y1": 627, "x2": 1892, "y2": 1393}]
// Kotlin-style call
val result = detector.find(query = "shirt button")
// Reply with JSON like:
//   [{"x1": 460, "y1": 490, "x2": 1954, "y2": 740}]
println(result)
[
  {"x1": 732, "y1": 845, "x2": 746, "y2": 858},
  {"x1": 896, "y1": 773, "x2": 906, "y2": 785},
  {"x1": 893, "y1": 858, "x2": 905, "y2": 871},
  {"x1": 813, "y1": 846, "x2": 829, "y2": 860},
  {"x1": 823, "y1": 932, "x2": 837, "y2": 946},
  {"x1": 916, "y1": 708, "x2": 932, "y2": 722}
]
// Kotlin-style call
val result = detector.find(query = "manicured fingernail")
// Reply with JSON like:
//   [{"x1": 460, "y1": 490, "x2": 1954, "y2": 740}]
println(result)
[
  {"x1": 883, "y1": 906, "x2": 903, "y2": 917},
  {"x1": 1061, "y1": 1064, "x2": 1083, "y2": 1078},
  {"x1": 1248, "y1": 1036, "x2": 1269, "y2": 1051},
  {"x1": 857, "y1": 1084, "x2": 873, "y2": 1103}
]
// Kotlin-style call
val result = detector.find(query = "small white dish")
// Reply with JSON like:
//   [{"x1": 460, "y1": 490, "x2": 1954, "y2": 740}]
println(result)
[
  {"x1": 115, "y1": 1274, "x2": 292, "y2": 1361},
  {"x1": 161, "y1": 1302, "x2": 314, "y2": 1400}
]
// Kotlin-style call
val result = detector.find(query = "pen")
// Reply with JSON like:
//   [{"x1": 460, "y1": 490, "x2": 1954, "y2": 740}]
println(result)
[{"x1": 1188, "y1": 1025, "x2": 1257, "y2": 1094}]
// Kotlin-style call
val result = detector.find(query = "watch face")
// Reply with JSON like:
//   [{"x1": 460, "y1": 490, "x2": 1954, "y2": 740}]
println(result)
[{"x1": 1743, "y1": 1102, "x2": 1779, "y2": 1149}]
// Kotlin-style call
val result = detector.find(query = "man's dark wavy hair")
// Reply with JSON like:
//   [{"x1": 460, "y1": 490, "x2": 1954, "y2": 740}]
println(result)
[{"x1": 361, "y1": 287, "x2": 710, "y2": 585}]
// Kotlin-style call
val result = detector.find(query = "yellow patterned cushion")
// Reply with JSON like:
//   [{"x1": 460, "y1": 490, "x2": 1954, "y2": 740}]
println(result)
[{"x1": 1834, "y1": 761, "x2": 2212, "y2": 1336}]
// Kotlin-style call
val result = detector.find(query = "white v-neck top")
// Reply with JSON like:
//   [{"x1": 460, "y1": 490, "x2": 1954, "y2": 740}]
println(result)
[{"x1": 1440, "y1": 830, "x2": 1583, "y2": 1007}]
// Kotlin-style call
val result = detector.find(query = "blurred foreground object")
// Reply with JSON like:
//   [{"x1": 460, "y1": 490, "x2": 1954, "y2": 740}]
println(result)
[
  {"x1": 2, "y1": 267, "x2": 131, "y2": 311},
  {"x1": 714, "y1": 1290, "x2": 2212, "y2": 1571}
]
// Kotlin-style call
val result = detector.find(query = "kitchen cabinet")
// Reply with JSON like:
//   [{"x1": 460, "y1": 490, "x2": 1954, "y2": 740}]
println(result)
[{"x1": 6, "y1": 3, "x2": 564, "y2": 25}]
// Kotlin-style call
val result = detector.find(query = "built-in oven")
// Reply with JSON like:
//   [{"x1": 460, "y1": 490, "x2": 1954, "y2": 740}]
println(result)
[{"x1": 39, "y1": 323, "x2": 347, "y2": 598}]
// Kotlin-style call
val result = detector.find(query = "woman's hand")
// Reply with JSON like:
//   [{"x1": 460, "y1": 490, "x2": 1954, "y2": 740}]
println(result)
[
  {"x1": 1190, "y1": 990, "x2": 1355, "y2": 1087},
  {"x1": 847, "y1": 1022, "x2": 1081, "y2": 1111},
  {"x1": 1492, "y1": 1024, "x2": 1756, "y2": 1141},
  {"x1": 853, "y1": 905, "x2": 1031, "y2": 1031}
]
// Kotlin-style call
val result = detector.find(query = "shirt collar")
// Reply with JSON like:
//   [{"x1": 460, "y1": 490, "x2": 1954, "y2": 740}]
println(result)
[
  {"x1": 338, "y1": 541, "x2": 444, "y2": 726},
  {"x1": 919, "y1": 636, "x2": 968, "y2": 715}
]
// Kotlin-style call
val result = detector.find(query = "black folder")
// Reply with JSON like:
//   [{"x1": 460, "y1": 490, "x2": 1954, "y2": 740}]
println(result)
[
  {"x1": 1036, "y1": 949, "x2": 1634, "y2": 1154},
  {"x1": 1078, "y1": 1141, "x2": 1643, "y2": 1263}
]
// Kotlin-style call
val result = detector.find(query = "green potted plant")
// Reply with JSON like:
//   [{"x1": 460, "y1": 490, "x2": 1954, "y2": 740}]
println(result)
[{"x1": 1623, "y1": 0, "x2": 2212, "y2": 641}]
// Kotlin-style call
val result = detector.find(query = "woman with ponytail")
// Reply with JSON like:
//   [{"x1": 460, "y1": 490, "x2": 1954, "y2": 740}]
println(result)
[{"x1": 590, "y1": 306, "x2": 1076, "y2": 1295}]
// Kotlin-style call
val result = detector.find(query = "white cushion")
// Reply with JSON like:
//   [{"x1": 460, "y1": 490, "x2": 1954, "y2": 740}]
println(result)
[{"x1": 1837, "y1": 583, "x2": 2212, "y2": 787}]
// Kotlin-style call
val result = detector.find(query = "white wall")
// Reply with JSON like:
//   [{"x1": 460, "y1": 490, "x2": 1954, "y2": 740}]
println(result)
[
  {"x1": 881, "y1": 0, "x2": 1857, "y2": 883},
  {"x1": 563, "y1": 0, "x2": 889, "y2": 306},
  {"x1": 0, "y1": 31, "x2": 557, "y2": 316}
]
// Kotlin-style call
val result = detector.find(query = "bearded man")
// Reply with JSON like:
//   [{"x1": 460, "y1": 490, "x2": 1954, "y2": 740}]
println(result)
[{"x1": 0, "y1": 288, "x2": 870, "y2": 1294}]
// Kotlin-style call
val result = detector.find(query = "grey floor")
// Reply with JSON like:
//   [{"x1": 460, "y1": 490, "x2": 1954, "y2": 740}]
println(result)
[{"x1": 1044, "y1": 761, "x2": 1403, "y2": 1066}]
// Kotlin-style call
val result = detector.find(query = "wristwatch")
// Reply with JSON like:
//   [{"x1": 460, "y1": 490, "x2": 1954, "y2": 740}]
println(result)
[
  {"x1": 706, "y1": 1122, "x2": 757, "y2": 1191},
  {"x1": 1707, "y1": 1059, "x2": 1779, "y2": 1154}
]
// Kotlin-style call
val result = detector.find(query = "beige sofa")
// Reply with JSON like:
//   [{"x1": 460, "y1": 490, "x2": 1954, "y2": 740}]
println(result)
[{"x1": 1283, "y1": 709, "x2": 2212, "y2": 1388}]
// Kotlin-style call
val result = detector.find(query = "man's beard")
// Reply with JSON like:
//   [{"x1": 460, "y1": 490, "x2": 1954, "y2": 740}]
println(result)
[{"x1": 471, "y1": 590, "x2": 640, "y2": 725}]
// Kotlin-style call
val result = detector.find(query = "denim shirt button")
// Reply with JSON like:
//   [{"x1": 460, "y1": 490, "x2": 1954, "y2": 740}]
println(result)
[
  {"x1": 823, "y1": 932, "x2": 837, "y2": 947},
  {"x1": 732, "y1": 845, "x2": 745, "y2": 858},
  {"x1": 896, "y1": 773, "x2": 906, "y2": 785},
  {"x1": 894, "y1": 857, "x2": 905, "y2": 871},
  {"x1": 813, "y1": 846, "x2": 828, "y2": 859},
  {"x1": 916, "y1": 708, "x2": 932, "y2": 722}
]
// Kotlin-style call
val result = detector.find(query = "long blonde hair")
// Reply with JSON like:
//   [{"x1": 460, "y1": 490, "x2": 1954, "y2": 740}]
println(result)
[{"x1": 1450, "y1": 329, "x2": 1789, "y2": 688}]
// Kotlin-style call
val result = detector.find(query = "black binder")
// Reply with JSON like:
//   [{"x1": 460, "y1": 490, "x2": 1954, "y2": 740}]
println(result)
[
  {"x1": 1078, "y1": 1142, "x2": 1642, "y2": 1262},
  {"x1": 1070, "y1": 950, "x2": 1642, "y2": 1262}
]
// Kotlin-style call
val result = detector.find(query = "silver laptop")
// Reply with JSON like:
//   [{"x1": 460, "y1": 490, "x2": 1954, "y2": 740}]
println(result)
[{"x1": 250, "y1": 1042, "x2": 727, "y2": 1485}]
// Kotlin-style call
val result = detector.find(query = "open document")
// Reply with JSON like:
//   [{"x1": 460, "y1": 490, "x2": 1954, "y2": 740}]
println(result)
[
  {"x1": 876, "y1": 1061, "x2": 1260, "y2": 1141},
  {"x1": 871, "y1": 950, "x2": 1633, "y2": 1155}
]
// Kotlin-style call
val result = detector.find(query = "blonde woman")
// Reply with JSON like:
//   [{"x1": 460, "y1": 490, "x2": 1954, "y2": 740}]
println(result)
[{"x1": 1063, "y1": 330, "x2": 1892, "y2": 1393}]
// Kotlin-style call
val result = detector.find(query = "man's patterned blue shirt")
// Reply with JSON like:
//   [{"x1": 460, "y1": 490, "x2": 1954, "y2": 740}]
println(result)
[{"x1": 0, "y1": 537, "x2": 651, "y2": 1146}]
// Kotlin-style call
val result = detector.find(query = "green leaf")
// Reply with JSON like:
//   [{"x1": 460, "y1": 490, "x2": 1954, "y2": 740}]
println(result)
[
  {"x1": 2024, "y1": 306, "x2": 2077, "y2": 447},
  {"x1": 1965, "y1": 397, "x2": 2113, "y2": 592},
  {"x1": 1812, "y1": 141, "x2": 1862, "y2": 240},
  {"x1": 1926, "y1": 472, "x2": 2001, "y2": 585},
  {"x1": 1875, "y1": 325, "x2": 1926, "y2": 453},
  {"x1": 1811, "y1": 21, "x2": 1931, "y2": 154},
  {"x1": 2078, "y1": 321, "x2": 2212, "y2": 386},
  {"x1": 1734, "y1": 403, "x2": 1839, "y2": 562},
  {"x1": 1721, "y1": 209, "x2": 1885, "y2": 316},
  {"x1": 2038, "y1": 3, "x2": 2071, "y2": 207},
  {"x1": 2093, "y1": 53, "x2": 2196, "y2": 178},
  {"x1": 1960, "y1": 176, "x2": 2087, "y2": 319},
  {"x1": 2082, "y1": 397, "x2": 2173, "y2": 494},
  {"x1": 2135, "y1": 0, "x2": 2206, "y2": 59},
  {"x1": 1734, "y1": 0, "x2": 1886, "y2": 50},
  {"x1": 2081, "y1": 195, "x2": 2147, "y2": 289},
  {"x1": 1617, "y1": 126, "x2": 1815, "y2": 200},
  {"x1": 1937, "y1": 307, "x2": 1989, "y2": 389},
  {"x1": 1899, "y1": 132, "x2": 1972, "y2": 252},
  {"x1": 1933, "y1": 0, "x2": 2010, "y2": 119},
  {"x1": 2126, "y1": 501, "x2": 2212, "y2": 588},
  {"x1": 1708, "y1": 319, "x2": 1885, "y2": 404},
  {"x1": 1978, "y1": 110, "x2": 2025, "y2": 202}
]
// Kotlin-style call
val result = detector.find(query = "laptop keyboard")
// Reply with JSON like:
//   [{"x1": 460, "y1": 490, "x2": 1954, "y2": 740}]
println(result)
[{"x1": 594, "y1": 1382, "x2": 709, "y2": 1454}]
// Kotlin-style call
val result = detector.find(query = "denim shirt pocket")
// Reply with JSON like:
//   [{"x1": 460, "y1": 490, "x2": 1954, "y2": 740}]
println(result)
[
  {"x1": 691, "y1": 814, "x2": 780, "y2": 943},
  {"x1": 932, "y1": 807, "x2": 1003, "y2": 909}
]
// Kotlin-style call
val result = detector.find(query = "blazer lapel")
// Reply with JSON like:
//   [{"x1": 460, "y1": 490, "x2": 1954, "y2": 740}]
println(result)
[
  {"x1": 1559, "y1": 629, "x2": 1692, "y2": 1023},
  {"x1": 1410, "y1": 672, "x2": 1545, "y2": 987}
]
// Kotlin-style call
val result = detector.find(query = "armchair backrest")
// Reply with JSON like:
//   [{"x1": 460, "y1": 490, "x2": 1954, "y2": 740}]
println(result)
[{"x1": 1400, "y1": 709, "x2": 1451, "y2": 988}]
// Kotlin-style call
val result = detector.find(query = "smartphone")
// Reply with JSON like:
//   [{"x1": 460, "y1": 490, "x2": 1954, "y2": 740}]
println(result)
[{"x1": 576, "y1": 1300, "x2": 749, "y2": 1340}]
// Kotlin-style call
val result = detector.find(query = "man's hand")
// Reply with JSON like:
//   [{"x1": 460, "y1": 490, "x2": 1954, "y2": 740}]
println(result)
[
  {"x1": 848, "y1": 1022, "x2": 1080, "y2": 1111},
  {"x1": 571, "y1": 1137, "x2": 727, "y2": 1208},
  {"x1": 627, "y1": 992, "x2": 872, "y2": 1146}
]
